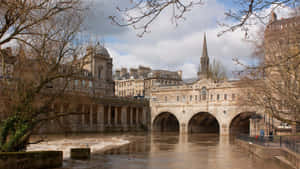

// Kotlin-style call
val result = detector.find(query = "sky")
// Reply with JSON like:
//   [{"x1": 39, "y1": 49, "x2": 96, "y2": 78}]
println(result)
[{"x1": 83, "y1": 0, "x2": 292, "y2": 79}]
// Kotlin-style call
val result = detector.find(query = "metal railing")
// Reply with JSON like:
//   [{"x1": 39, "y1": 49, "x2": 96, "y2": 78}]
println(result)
[{"x1": 237, "y1": 134, "x2": 300, "y2": 154}]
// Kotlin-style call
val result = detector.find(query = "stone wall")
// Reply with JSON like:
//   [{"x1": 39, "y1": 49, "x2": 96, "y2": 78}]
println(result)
[
  {"x1": 0, "y1": 151, "x2": 62, "y2": 169},
  {"x1": 236, "y1": 139, "x2": 300, "y2": 169}
]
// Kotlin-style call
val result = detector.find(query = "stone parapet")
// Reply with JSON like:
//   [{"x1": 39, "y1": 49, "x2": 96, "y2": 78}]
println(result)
[{"x1": 236, "y1": 139, "x2": 300, "y2": 169}]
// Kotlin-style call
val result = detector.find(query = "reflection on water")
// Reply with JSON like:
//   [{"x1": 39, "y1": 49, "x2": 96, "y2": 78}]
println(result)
[{"x1": 58, "y1": 133, "x2": 287, "y2": 169}]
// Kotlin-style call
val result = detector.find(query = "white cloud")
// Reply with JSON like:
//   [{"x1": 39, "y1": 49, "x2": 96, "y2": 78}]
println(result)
[{"x1": 86, "y1": 0, "x2": 295, "y2": 79}]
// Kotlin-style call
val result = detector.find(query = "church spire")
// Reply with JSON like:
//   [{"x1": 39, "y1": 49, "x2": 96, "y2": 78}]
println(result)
[
  {"x1": 198, "y1": 33, "x2": 210, "y2": 80},
  {"x1": 202, "y1": 33, "x2": 208, "y2": 59}
]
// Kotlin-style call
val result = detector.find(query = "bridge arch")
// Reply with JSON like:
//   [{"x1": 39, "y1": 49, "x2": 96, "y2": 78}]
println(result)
[
  {"x1": 188, "y1": 112, "x2": 220, "y2": 134},
  {"x1": 152, "y1": 112, "x2": 180, "y2": 132},
  {"x1": 229, "y1": 112, "x2": 256, "y2": 135}
]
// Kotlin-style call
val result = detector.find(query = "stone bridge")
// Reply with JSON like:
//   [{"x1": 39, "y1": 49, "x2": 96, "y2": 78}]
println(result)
[{"x1": 149, "y1": 79, "x2": 263, "y2": 136}]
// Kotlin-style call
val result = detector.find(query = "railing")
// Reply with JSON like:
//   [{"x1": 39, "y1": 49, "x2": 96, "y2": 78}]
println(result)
[
  {"x1": 282, "y1": 136, "x2": 300, "y2": 153},
  {"x1": 237, "y1": 134, "x2": 300, "y2": 154}
]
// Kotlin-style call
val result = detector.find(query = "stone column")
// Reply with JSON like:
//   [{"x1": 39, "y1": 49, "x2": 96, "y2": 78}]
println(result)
[
  {"x1": 136, "y1": 107, "x2": 139, "y2": 128},
  {"x1": 50, "y1": 104, "x2": 54, "y2": 125},
  {"x1": 90, "y1": 104, "x2": 93, "y2": 129},
  {"x1": 121, "y1": 106, "x2": 128, "y2": 131},
  {"x1": 130, "y1": 107, "x2": 134, "y2": 127},
  {"x1": 107, "y1": 105, "x2": 111, "y2": 126},
  {"x1": 180, "y1": 123, "x2": 187, "y2": 134},
  {"x1": 81, "y1": 104, "x2": 85, "y2": 126},
  {"x1": 250, "y1": 119, "x2": 256, "y2": 136},
  {"x1": 220, "y1": 123, "x2": 229, "y2": 136},
  {"x1": 60, "y1": 104, "x2": 64, "y2": 124},
  {"x1": 97, "y1": 105, "x2": 104, "y2": 132},
  {"x1": 142, "y1": 107, "x2": 146, "y2": 126},
  {"x1": 115, "y1": 107, "x2": 118, "y2": 126}
]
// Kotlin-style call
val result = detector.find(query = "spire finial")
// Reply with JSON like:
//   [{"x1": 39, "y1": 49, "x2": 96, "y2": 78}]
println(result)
[
  {"x1": 270, "y1": 11, "x2": 277, "y2": 23},
  {"x1": 202, "y1": 32, "x2": 208, "y2": 59},
  {"x1": 198, "y1": 33, "x2": 210, "y2": 80}
]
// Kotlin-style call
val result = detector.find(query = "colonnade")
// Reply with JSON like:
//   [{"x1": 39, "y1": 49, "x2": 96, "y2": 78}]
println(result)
[{"x1": 40, "y1": 101, "x2": 150, "y2": 134}]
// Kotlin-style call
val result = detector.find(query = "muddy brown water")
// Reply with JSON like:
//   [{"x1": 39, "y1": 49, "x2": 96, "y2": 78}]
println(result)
[{"x1": 52, "y1": 133, "x2": 287, "y2": 169}]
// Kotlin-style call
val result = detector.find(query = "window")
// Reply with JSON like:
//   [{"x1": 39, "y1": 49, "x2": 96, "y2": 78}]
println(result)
[
  {"x1": 82, "y1": 80, "x2": 85, "y2": 87},
  {"x1": 201, "y1": 87, "x2": 207, "y2": 100},
  {"x1": 190, "y1": 95, "x2": 193, "y2": 101},
  {"x1": 75, "y1": 80, "x2": 78, "y2": 87},
  {"x1": 165, "y1": 96, "x2": 167, "y2": 102},
  {"x1": 98, "y1": 66, "x2": 102, "y2": 80},
  {"x1": 182, "y1": 96, "x2": 186, "y2": 101},
  {"x1": 195, "y1": 95, "x2": 197, "y2": 101},
  {"x1": 224, "y1": 94, "x2": 227, "y2": 100},
  {"x1": 211, "y1": 94, "x2": 213, "y2": 101},
  {"x1": 217, "y1": 94, "x2": 220, "y2": 101},
  {"x1": 177, "y1": 96, "x2": 180, "y2": 102},
  {"x1": 89, "y1": 81, "x2": 93, "y2": 88},
  {"x1": 232, "y1": 94, "x2": 235, "y2": 100}
]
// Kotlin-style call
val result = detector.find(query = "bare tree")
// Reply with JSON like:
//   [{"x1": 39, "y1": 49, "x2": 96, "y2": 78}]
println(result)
[
  {"x1": 208, "y1": 59, "x2": 227, "y2": 82},
  {"x1": 0, "y1": 0, "x2": 90, "y2": 152},
  {"x1": 110, "y1": 0, "x2": 203, "y2": 37},
  {"x1": 219, "y1": 0, "x2": 300, "y2": 37},
  {"x1": 236, "y1": 14, "x2": 300, "y2": 133},
  {"x1": 110, "y1": 0, "x2": 299, "y2": 37}
]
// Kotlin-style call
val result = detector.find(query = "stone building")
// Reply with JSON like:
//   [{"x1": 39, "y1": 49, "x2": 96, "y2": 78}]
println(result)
[
  {"x1": 149, "y1": 34, "x2": 264, "y2": 136},
  {"x1": 149, "y1": 14, "x2": 300, "y2": 136},
  {"x1": 114, "y1": 66, "x2": 182, "y2": 98},
  {"x1": 0, "y1": 47, "x2": 16, "y2": 79},
  {"x1": 42, "y1": 43, "x2": 150, "y2": 133},
  {"x1": 0, "y1": 43, "x2": 150, "y2": 133},
  {"x1": 81, "y1": 42, "x2": 114, "y2": 96},
  {"x1": 263, "y1": 13, "x2": 300, "y2": 134}
]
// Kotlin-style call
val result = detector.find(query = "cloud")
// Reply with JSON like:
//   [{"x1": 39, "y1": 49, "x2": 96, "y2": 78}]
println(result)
[
  {"x1": 83, "y1": 0, "x2": 130, "y2": 36},
  {"x1": 85, "y1": 0, "x2": 295, "y2": 79}
]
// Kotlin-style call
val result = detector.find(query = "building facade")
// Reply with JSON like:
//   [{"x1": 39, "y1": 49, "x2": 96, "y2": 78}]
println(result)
[
  {"x1": 81, "y1": 42, "x2": 114, "y2": 96},
  {"x1": 0, "y1": 43, "x2": 150, "y2": 134},
  {"x1": 263, "y1": 13, "x2": 300, "y2": 133},
  {"x1": 149, "y1": 34, "x2": 265, "y2": 136},
  {"x1": 114, "y1": 66, "x2": 182, "y2": 98}
]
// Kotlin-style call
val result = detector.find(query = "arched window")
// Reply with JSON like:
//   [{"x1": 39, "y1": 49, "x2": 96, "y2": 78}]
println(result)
[{"x1": 201, "y1": 87, "x2": 207, "y2": 100}]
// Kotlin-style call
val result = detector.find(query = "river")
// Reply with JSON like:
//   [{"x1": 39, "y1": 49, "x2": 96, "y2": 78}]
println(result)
[{"x1": 30, "y1": 133, "x2": 286, "y2": 169}]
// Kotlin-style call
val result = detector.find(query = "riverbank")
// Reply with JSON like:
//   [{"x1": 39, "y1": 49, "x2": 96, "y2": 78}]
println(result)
[{"x1": 235, "y1": 139, "x2": 300, "y2": 169}]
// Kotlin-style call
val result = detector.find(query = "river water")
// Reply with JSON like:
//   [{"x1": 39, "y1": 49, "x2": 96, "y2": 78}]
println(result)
[{"x1": 38, "y1": 133, "x2": 286, "y2": 169}]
